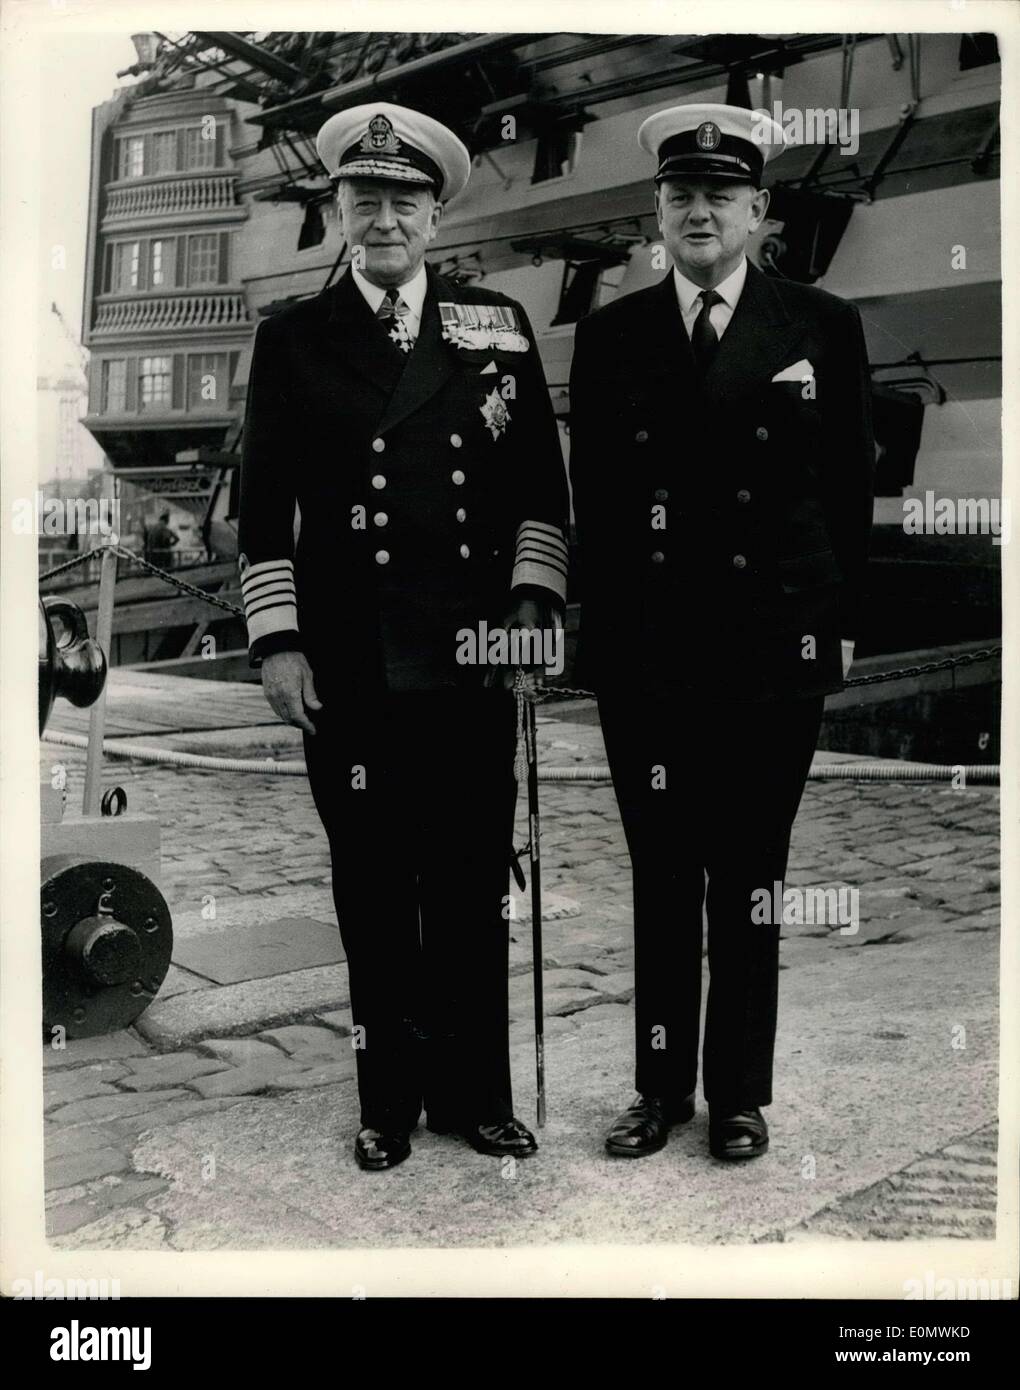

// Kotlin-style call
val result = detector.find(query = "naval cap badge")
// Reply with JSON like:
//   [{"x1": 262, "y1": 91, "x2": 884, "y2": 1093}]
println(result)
[
  {"x1": 696, "y1": 121, "x2": 721, "y2": 151},
  {"x1": 362, "y1": 112, "x2": 402, "y2": 155}
]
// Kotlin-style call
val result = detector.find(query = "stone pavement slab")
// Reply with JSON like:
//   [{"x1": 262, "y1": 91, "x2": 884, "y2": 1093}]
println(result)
[
  {"x1": 266, "y1": 1061, "x2": 356, "y2": 1092},
  {"x1": 188, "y1": 1056, "x2": 298, "y2": 1098},
  {"x1": 257, "y1": 1025, "x2": 350, "y2": 1060},
  {"x1": 43, "y1": 1030, "x2": 150, "y2": 1070},
  {"x1": 46, "y1": 1177, "x2": 172, "y2": 1241},
  {"x1": 315, "y1": 1009, "x2": 353, "y2": 1035},
  {"x1": 135, "y1": 964, "x2": 351, "y2": 1048},
  {"x1": 172, "y1": 915, "x2": 342, "y2": 984},
  {"x1": 117, "y1": 1055, "x2": 232, "y2": 1090},
  {"x1": 198, "y1": 1038, "x2": 284, "y2": 1066},
  {"x1": 47, "y1": 1089, "x2": 193, "y2": 1126},
  {"x1": 45, "y1": 1146, "x2": 133, "y2": 1190}
]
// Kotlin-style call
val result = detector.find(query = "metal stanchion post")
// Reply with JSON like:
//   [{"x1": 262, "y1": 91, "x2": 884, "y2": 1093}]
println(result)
[{"x1": 82, "y1": 540, "x2": 118, "y2": 817}]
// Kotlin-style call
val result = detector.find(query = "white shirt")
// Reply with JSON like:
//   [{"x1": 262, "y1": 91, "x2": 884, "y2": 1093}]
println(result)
[
  {"x1": 351, "y1": 262, "x2": 428, "y2": 341},
  {"x1": 673, "y1": 257, "x2": 748, "y2": 342}
]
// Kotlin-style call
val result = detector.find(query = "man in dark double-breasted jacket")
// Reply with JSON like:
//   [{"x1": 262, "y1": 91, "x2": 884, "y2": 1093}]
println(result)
[
  {"x1": 569, "y1": 104, "x2": 875, "y2": 1162},
  {"x1": 238, "y1": 103, "x2": 568, "y2": 1171}
]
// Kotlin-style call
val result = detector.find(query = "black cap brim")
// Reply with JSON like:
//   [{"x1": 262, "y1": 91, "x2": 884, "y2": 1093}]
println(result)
[{"x1": 655, "y1": 156, "x2": 759, "y2": 184}]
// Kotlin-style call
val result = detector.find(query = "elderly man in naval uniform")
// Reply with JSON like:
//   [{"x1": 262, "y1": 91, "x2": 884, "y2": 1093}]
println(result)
[
  {"x1": 238, "y1": 103, "x2": 568, "y2": 1171},
  {"x1": 570, "y1": 103, "x2": 875, "y2": 1162}
]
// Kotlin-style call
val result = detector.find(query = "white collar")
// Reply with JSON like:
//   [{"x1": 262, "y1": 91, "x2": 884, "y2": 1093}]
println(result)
[
  {"x1": 351, "y1": 262, "x2": 429, "y2": 319},
  {"x1": 672, "y1": 256, "x2": 748, "y2": 316}
]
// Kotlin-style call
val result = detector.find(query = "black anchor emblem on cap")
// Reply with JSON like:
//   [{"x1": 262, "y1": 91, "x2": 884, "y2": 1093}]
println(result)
[{"x1": 696, "y1": 121, "x2": 721, "y2": 150}]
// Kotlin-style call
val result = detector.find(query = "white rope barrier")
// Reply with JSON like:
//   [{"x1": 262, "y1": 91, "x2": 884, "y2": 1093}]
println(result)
[{"x1": 42, "y1": 730, "x2": 999, "y2": 784}]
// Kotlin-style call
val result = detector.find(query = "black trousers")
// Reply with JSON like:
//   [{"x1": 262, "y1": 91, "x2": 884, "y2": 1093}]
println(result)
[
  {"x1": 303, "y1": 689, "x2": 517, "y2": 1132},
  {"x1": 597, "y1": 690, "x2": 825, "y2": 1111}
]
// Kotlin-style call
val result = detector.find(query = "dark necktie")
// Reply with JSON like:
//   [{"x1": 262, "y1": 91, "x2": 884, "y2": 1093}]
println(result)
[
  {"x1": 376, "y1": 287, "x2": 414, "y2": 355},
  {"x1": 690, "y1": 288, "x2": 723, "y2": 371}
]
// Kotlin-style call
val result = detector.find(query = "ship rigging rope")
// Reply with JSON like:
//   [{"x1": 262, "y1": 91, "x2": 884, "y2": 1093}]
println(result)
[{"x1": 39, "y1": 729, "x2": 1001, "y2": 785}]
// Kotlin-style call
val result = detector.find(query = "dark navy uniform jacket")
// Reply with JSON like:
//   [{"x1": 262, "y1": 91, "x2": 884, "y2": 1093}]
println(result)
[
  {"x1": 569, "y1": 260, "x2": 875, "y2": 702},
  {"x1": 237, "y1": 266, "x2": 569, "y2": 698}
]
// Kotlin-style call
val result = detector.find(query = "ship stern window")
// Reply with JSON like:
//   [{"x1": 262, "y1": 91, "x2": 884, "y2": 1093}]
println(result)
[
  {"x1": 139, "y1": 357, "x2": 172, "y2": 410},
  {"x1": 187, "y1": 233, "x2": 220, "y2": 286},
  {"x1": 184, "y1": 126, "x2": 217, "y2": 171},
  {"x1": 111, "y1": 240, "x2": 141, "y2": 292},
  {"x1": 118, "y1": 136, "x2": 145, "y2": 180},
  {"x1": 150, "y1": 238, "x2": 175, "y2": 288},
  {"x1": 101, "y1": 359, "x2": 127, "y2": 414},
  {"x1": 151, "y1": 130, "x2": 177, "y2": 174}
]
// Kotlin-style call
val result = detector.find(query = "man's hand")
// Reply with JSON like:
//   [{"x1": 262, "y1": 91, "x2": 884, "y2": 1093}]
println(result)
[
  {"x1": 485, "y1": 596, "x2": 556, "y2": 691},
  {"x1": 261, "y1": 650, "x2": 323, "y2": 734}
]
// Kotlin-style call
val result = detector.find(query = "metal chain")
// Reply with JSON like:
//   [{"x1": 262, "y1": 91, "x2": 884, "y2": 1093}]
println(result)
[
  {"x1": 537, "y1": 647, "x2": 1002, "y2": 699},
  {"x1": 40, "y1": 543, "x2": 1001, "y2": 692},
  {"x1": 106, "y1": 546, "x2": 246, "y2": 618},
  {"x1": 843, "y1": 646, "x2": 1001, "y2": 688},
  {"x1": 38, "y1": 546, "x2": 107, "y2": 582},
  {"x1": 41, "y1": 542, "x2": 246, "y2": 619}
]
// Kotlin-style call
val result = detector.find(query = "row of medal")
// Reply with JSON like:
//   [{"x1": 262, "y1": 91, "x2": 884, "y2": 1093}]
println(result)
[{"x1": 439, "y1": 301, "x2": 530, "y2": 353}]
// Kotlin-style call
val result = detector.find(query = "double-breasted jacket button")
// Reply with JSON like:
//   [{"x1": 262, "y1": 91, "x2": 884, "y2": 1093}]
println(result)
[
  {"x1": 371, "y1": 474, "x2": 386, "y2": 489},
  {"x1": 459, "y1": 544, "x2": 471, "y2": 559},
  {"x1": 654, "y1": 488, "x2": 669, "y2": 502},
  {"x1": 451, "y1": 469, "x2": 466, "y2": 485},
  {"x1": 375, "y1": 549, "x2": 390, "y2": 565},
  {"x1": 455, "y1": 507, "x2": 467, "y2": 523},
  {"x1": 372, "y1": 437, "x2": 386, "y2": 453},
  {"x1": 635, "y1": 429, "x2": 649, "y2": 443},
  {"x1": 651, "y1": 550, "x2": 665, "y2": 564},
  {"x1": 373, "y1": 512, "x2": 388, "y2": 527},
  {"x1": 732, "y1": 553, "x2": 748, "y2": 569},
  {"x1": 450, "y1": 433, "x2": 463, "y2": 448},
  {"x1": 736, "y1": 488, "x2": 751, "y2": 504},
  {"x1": 755, "y1": 426, "x2": 769, "y2": 442}
]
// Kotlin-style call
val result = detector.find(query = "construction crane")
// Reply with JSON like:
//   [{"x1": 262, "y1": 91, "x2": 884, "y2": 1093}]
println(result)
[{"x1": 50, "y1": 300, "x2": 89, "y2": 385}]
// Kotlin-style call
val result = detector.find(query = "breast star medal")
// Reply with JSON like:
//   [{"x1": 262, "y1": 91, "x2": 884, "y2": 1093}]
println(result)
[{"x1": 480, "y1": 387, "x2": 511, "y2": 440}]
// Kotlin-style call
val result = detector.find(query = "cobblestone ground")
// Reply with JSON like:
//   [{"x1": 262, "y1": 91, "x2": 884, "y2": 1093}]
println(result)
[{"x1": 40, "y1": 716, "x2": 1000, "y2": 1247}]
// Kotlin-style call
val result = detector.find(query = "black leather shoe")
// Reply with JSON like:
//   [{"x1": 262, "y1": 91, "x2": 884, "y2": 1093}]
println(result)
[
  {"x1": 431, "y1": 1115, "x2": 538, "y2": 1157},
  {"x1": 709, "y1": 1107, "x2": 769, "y2": 1161},
  {"x1": 355, "y1": 1127, "x2": 412, "y2": 1171},
  {"x1": 605, "y1": 1093, "x2": 696, "y2": 1158}
]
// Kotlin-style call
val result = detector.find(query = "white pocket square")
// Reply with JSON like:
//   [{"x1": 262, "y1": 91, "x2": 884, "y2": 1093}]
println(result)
[
  {"x1": 771, "y1": 358, "x2": 814, "y2": 382},
  {"x1": 479, "y1": 360, "x2": 498, "y2": 375}
]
